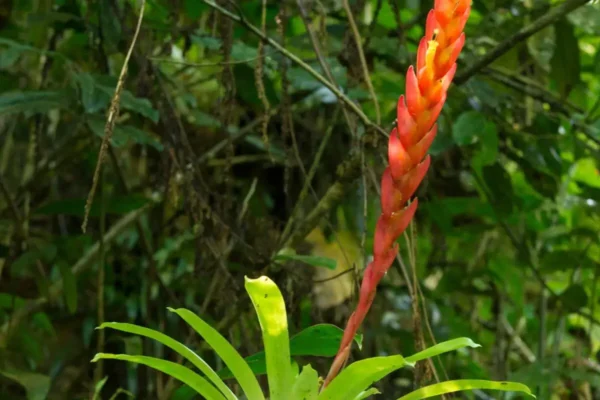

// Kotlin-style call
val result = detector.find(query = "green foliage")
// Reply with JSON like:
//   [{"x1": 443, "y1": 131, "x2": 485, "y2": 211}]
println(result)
[
  {"x1": 0, "y1": 370, "x2": 50, "y2": 400},
  {"x1": 94, "y1": 276, "x2": 532, "y2": 400},
  {"x1": 274, "y1": 248, "x2": 337, "y2": 270},
  {"x1": 218, "y1": 324, "x2": 362, "y2": 379},
  {"x1": 2, "y1": 0, "x2": 600, "y2": 398},
  {"x1": 397, "y1": 380, "x2": 535, "y2": 400}
]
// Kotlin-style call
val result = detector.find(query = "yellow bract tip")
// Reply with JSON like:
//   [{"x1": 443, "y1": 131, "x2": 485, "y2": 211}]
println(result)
[{"x1": 426, "y1": 40, "x2": 439, "y2": 70}]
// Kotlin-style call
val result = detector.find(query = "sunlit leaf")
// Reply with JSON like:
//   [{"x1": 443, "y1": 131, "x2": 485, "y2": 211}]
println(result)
[
  {"x1": 353, "y1": 388, "x2": 381, "y2": 400},
  {"x1": 168, "y1": 307, "x2": 265, "y2": 400},
  {"x1": 245, "y1": 276, "x2": 293, "y2": 400},
  {"x1": 319, "y1": 355, "x2": 413, "y2": 400},
  {"x1": 290, "y1": 364, "x2": 319, "y2": 400},
  {"x1": 218, "y1": 324, "x2": 362, "y2": 379},
  {"x1": 91, "y1": 376, "x2": 109, "y2": 400},
  {"x1": 91, "y1": 354, "x2": 226, "y2": 400},
  {"x1": 405, "y1": 337, "x2": 481, "y2": 364},
  {"x1": 396, "y1": 379, "x2": 535, "y2": 400},
  {"x1": 97, "y1": 322, "x2": 236, "y2": 400}
]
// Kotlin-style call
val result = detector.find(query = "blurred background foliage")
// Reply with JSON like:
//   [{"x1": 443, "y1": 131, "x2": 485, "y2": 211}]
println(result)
[{"x1": 0, "y1": 0, "x2": 599, "y2": 398}]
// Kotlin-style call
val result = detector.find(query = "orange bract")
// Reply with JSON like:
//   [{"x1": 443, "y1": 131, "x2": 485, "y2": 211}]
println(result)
[{"x1": 323, "y1": 0, "x2": 471, "y2": 387}]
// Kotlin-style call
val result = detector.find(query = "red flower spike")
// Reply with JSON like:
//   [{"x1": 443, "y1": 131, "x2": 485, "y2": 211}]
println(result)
[
  {"x1": 425, "y1": 10, "x2": 438, "y2": 39},
  {"x1": 436, "y1": 34, "x2": 465, "y2": 76},
  {"x1": 389, "y1": 200, "x2": 419, "y2": 239},
  {"x1": 324, "y1": 0, "x2": 470, "y2": 388},
  {"x1": 396, "y1": 97, "x2": 418, "y2": 148},
  {"x1": 416, "y1": 38, "x2": 429, "y2": 73},
  {"x1": 399, "y1": 156, "x2": 431, "y2": 200},
  {"x1": 441, "y1": 64, "x2": 457, "y2": 92},
  {"x1": 388, "y1": 128, "x2": 412, "y2": 179},
  {"x1": 417, "y1": 97, "x2": 445, "y2": 133},
  {"x1": 381, "y1": 168, "x2": 404, "y2": 216},
  {"x1": 405, "y1": 66, "x2": 422, "y2": 116},
  {"x1": 408, "y1": 126, "x2": 438, "y2": 163},
  {"x1": 373, "y1": 216, "x2": 395, "y2": 259}
]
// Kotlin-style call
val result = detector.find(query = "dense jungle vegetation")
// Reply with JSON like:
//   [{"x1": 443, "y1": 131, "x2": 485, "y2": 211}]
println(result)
[{"x1": 1, "y1": 0, "x2": 600, "y2": 398}]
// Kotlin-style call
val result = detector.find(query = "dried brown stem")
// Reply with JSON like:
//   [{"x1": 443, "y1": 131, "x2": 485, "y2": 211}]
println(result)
[{"x1": 82, "y1": 0, "x2": 146, "y2": 233}]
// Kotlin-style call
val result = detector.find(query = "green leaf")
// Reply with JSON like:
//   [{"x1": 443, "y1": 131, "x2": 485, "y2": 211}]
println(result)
[
  {"x1": 471, "y1": 121, "x2": 499, "y2": 170},
  {"x1": 87, "y1": 117, "x2": 163, "y2": 151},
  {"x1": 482, "y1": 163, "x2": 514, "y2": 216},
  {"x1": 572, "y1": 158, "x2": 600, "y2": 189},
  {"x1": 405, "y1": 338, "x2": 481, "y2": 364},
  {"x1": 58, "y1": 262, "x2": 77, "y2": 314},
  {"x1": 0, "y1": 45, "x2": 23, "y2": 69},
  {"x1": 353, "y1": 388, "x2": 381, "y2": 400},
  {"x1": 452, "y1": 111, "x2": 487, "y2": 146},
  {"x1": 245, "y1": 276, "x2": 293, "y2": 400},
  {"x1": 192, "y1": 35, "x2": 222, "y2": 51},
  {"x1": 75, "y1": 72, "x2": 109, "y2": 113},
  {"x1": 99, "y1": 0, "x2": 121, "y2": 54},
  {"x1": 289, "y1": 324, "x2": 363, "y2": 356},
  {"x1": 396, "y1": 379, "x2": 535, "y2": 400},
  {"x1": 290, "y1": 365, "x2": 319, "y2": 400},
  {"x1": 92, "y1": 376, "x2": 109, "y2": 400},
  {"x1": 519, "y1": 160, "x2": 559, "y2": 199},
  {"x1": 168, "y1": 307, "x2": 265, "y2": 400},
  {"x1": 567, "y1": 3, "x2": 600, "y2": 34},
  {"x1": 189, "y1": 110, "x2": 221, "y2": 128},
  {"x1": 234, "y1": 64, "x2": 278, "y2": 107},
  {"x1": 527, "y1": 26, "x2": 555, "y2": 72},
  {"x1": 541, "y1": 250, "x2": 594, "y2": 272},
  {"x1": 319, "y1": 355, "x2": 413, "y2": 400},
  {"x1": 171, "y1": 385, "x2": 197, "y2": 400},
  {"x1": 97, "y1": 322, "x2": 236, "y2": 400},
  {"x1": 274, "y1": 248, "x2": 337, "y2": 270},
  {"x1": 183, "y1": 0, "x2": 208, "y2": 19},
  {"x1": 0, "y1": 370, "x2": 51, "y2": 400},
  {"x1": 11, "y1": 244, "x2": 57, "y2": 276},
  {"x1": 95, "y1": 82, "x2": 159, "y2": 122},
  {"x1": 558, "y1": 284, "x2": 588, "y2": 312},
  {"x1": 218, "y1": 324, "x2": 362, "y2": 379},
  {"x1": 91, "y1": 354, "x2": 226, "y2": 400},
  {"x1": 550, "y1": 19, "x2": 580, "y2": 98},
  {"x1": 0, "y1": 91, "x2": 68, "y2": 115}
]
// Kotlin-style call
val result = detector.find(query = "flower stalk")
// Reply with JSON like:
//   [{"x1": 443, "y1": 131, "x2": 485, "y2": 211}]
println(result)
[{"x1": 323, "y1": 0, "x2": 471, "y2": 387}]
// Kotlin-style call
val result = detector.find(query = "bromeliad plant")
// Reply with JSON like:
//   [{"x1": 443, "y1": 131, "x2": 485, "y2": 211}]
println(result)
[
  {"x1": 93, "y1": 276, "x2": 534, "y2": 399},
  {"x1": 93, "y1": 0, "x2": 534, "y2": 398}
]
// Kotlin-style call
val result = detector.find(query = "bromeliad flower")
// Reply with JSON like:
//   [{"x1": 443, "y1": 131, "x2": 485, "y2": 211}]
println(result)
[{"x1": 324, "y1": 0, "x2": 471, "y2": 386}]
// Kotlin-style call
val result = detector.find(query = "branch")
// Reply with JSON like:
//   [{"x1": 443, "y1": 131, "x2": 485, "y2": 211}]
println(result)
[
  {"x1": 342, "y1": 0, "x2": 381, "y2": 124},
  {"x1": 455, "y1": 0, "x2": 590, "y2": 85},
  {"x1": 201, "y1": 0, "x2": 387, "y2": 137},
  {"x1": 82, "y1": 0, "x2": 146, "y2": 232},
  {"x1": 295, "y1": 0, "x2": 357, "y2": 135},
  {"x1": 283, "y1": 147, "x2": 364, "y2": 248},
  {"x1": 0, "y1": 205, "x2": 151, "y2": 346}
]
